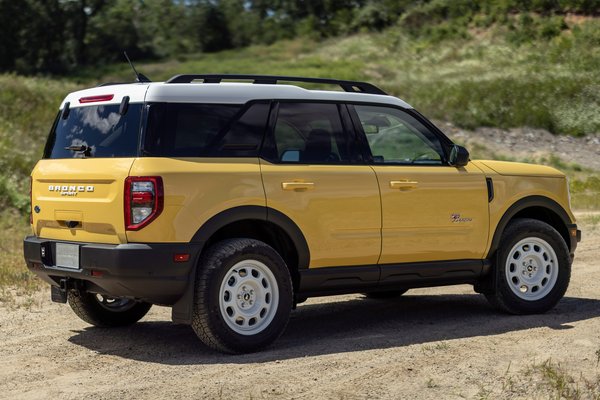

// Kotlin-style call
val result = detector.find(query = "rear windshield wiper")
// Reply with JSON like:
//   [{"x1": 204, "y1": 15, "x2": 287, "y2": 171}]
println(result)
[{"x1": 65, "y1": 145, "x2": 93, "y2": 157}]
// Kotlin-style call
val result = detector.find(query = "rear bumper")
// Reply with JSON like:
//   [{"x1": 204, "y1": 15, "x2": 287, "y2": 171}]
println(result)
[{"x1": 23, "y1": 236, "x2": 201, "y2": 305}]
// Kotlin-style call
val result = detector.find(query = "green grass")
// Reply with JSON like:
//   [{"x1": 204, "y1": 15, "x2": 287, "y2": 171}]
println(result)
[
  {"x1": 0, "y1": 74, "x2": 79, "y2": 213},
  {"x1": 478, "y1": 358, "x2": 600, "y2": 399},
  {"x1": 0, "y1": 210, "x2": 43, "y2": 304}
]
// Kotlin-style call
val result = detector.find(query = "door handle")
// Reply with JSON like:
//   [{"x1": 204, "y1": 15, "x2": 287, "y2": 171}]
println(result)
[
  {"x1": 282, "y1": 182, "x2": 315, "y2": 191},
  {"x1": 389, "y1": 180, "x2": 418, "y2": 190}
]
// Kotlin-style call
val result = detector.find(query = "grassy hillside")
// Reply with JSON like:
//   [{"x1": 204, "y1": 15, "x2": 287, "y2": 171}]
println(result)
[{"x1": 1, "y1": 16, "x2": 600, "y2": 217}]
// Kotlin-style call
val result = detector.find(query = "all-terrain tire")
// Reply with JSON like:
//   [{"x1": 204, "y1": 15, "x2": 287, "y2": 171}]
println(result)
[
  {"x1": 191, "y1": 239, "x2": 293, "y2": 354},
  {"x1": 484, "y1": 218, "x2": 571, "y2": 314},
  {"x1": 67, "y1": 290, "x2": 152, "y2": 327}
]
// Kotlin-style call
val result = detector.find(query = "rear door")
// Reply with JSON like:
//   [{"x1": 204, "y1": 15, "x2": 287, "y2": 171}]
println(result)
[
  {"x1": 349, "y1": 104, "x2": 489, "y2": 264},
  {"x1": 32, "y1": 96, "x2": 144, "y2": 244},
  {"x1": 260, "y1": 102, "x2": 381, "y2": 268}
]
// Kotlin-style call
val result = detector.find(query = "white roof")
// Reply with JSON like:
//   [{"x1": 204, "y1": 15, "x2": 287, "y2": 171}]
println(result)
[{"x1": 60, "y1": 81, "x2": 413, "y2": 109}]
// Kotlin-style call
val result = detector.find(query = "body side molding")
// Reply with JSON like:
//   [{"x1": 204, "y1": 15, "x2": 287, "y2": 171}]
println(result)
[{"x1": 298, "y1": 259, "x2": 487, "y2": 297}]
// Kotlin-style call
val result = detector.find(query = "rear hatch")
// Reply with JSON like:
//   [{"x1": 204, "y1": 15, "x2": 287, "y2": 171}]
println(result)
[{"x1": 31, "y1": 86, "x2": 146, "y2": 244}]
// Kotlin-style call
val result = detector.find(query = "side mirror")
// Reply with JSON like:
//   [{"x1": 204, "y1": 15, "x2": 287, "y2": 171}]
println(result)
[{"x1": 449, "y1": 145, "x2": 469, "y2": 167}]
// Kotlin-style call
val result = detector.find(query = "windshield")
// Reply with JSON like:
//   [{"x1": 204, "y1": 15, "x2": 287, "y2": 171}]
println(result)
[{"x1": 43, "y1": 104, "x2": 143, "y2": 159}]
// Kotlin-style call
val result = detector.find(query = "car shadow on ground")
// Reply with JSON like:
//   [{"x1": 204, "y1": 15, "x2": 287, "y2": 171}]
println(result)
[{"x1": 68, "y1": 294, "x2": 600, "y2": 365}]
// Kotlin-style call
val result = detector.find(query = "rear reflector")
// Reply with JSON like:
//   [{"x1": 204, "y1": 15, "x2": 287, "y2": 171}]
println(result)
[
  {"x1": 91, "y1": 270, "x2": 104, "y2": 277},
  {"x1": 173, "y1": 253, "x2": 190, "y2": 262},
  {"x1": 79, "y1": 94, "x2": 114, "y2": 103}
]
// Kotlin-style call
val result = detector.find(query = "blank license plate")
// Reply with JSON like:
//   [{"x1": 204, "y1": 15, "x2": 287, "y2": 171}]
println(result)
[{"x1": 55, "y1": 243, "x2": 80, "y2": 269}]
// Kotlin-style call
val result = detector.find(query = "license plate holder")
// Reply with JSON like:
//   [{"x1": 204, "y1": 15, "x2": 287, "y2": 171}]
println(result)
[{"x1": 55, "y1": 243, "x2": 80, "y2": 269}]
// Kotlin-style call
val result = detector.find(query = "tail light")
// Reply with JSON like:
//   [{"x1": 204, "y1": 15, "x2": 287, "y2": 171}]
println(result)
[{"x1": 124, "y1": 176, "x2": 163, "y2": 231}]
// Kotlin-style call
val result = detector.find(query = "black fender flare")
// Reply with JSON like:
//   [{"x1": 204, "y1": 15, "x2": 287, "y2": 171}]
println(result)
[
  {"x1": 487, "y1": 195, "x2": 572, "y2": 259},
  {"x1": 172, "y1": 206, "x2": 309, "y2": 324},
  {"x1": 189, "y1": 205, "x2": 310, "y2": 269}
]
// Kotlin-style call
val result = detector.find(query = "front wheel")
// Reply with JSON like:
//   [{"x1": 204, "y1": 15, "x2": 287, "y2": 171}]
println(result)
[
  {"x1": 485, "y1": 218, "x2": 571, "y2": 314},
  {"x1": 191, "y1": 239, "x2": 293, "y2": 354},
  {"x1": 67, "y1": 290, "x2": 152, "y2": 327}
]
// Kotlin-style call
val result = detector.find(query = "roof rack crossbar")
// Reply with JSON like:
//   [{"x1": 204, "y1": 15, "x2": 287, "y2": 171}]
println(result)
[{"x1": 165, "y1": 74, "x2": 387, "y2": 95}]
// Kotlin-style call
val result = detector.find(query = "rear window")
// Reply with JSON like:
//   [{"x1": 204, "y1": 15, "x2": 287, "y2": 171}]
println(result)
[
  {"x1": 143, "y1": 102, "x2": 269, "y2": 157},
  {"x1": 44, "y1": 104, "x2": 143, "y2": 159}
]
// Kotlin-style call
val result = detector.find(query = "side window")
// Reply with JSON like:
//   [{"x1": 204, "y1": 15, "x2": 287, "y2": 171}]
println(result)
[
  {"x1": 205, "y1": 102, "x2": 270, "y2": 157},
  {"x1": 144, "y1": 102, "x2": 269, "y2": 157},
  {"x1": 267, "y1": 102, "x2": 354, "y2": 164},
  {"x1": 354, "y1": 105, "x2": 445, "y2": 165}
]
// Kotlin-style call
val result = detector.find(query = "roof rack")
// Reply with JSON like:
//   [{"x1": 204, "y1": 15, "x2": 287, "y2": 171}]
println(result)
[{"x1": 165, "y1": 74, "x2": 387, "y2": 95}]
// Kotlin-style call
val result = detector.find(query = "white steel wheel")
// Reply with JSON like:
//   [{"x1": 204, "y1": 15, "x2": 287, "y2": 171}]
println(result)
[
  {"x1": 218, "y1": 259, "x2": 279, "y2": 336},
  {"x1": 505, "y1": 237, "x2": 559, "y2": 301},
  {"x1": 484, "y1": 218, "x2": 571, "y2": 315}
]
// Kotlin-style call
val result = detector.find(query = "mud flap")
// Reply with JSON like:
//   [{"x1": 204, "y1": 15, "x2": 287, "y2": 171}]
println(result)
[{"x1": 50, "y1": 285, "x2": 67, "y2": 303}]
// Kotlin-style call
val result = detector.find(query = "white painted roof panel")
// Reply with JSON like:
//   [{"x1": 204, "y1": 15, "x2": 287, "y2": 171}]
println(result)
[{"x1": 59, "y1": 81, "x2": 413, "y2": 109}]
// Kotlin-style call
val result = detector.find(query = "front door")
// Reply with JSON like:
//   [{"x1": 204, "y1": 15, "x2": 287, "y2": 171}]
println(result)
[
  {"x1": 350, "y1": 104, "x2": 489, "y2": 264},
  {"x1": 260, "y1": 102, "x2": 381, "y2": 268}
]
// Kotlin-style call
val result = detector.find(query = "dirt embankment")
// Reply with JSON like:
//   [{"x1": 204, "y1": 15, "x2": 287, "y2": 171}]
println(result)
[
  {"x1": 1, "y1": 220, "x2": 599, "y2": 399},
  {"x1": 438, "y1": 121, "x2": 600, "y2": 170}
]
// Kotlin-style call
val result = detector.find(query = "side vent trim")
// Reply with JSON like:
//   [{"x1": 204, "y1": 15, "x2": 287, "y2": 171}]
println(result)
[{"x1": 486, "y1": 177, "x2": 494, "y2": 203}]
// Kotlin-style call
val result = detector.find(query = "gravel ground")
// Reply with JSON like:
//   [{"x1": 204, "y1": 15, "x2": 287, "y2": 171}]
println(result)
[{"x1": 0, "y1": 218, "x2": 598, "y2": 400}]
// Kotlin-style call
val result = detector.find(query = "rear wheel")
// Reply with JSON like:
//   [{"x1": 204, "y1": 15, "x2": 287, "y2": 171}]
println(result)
[
  {"x1": 485, "y1": 218, "x2": 571, "y2": 314},
  {"x1": 191, "y1": 239, "x2": 293, "y2": 354},
  {"x1": 67, "y1": 290, "x2": 152, "y2": 327}
]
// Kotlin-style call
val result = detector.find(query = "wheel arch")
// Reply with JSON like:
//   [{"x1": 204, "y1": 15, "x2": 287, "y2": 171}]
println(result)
[
  {"x1": 172, "y1": 206, "x2": 309, "y2": 324},
  {"x1": 487, "y1": 196, "x2": 573, "y2": 259},
  {"x1": 190, "y1": 205, "x2": 309, "y2": 274}
]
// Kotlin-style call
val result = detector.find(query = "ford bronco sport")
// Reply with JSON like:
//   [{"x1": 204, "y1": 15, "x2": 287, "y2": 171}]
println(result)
[{"x1": 24, "y1": 74, "x2": 581, "y2": 353}]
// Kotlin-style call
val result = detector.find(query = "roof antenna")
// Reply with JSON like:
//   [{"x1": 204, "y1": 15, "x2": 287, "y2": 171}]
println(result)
[{"x1": 123, "y1": 51, "x2": 151, "y2": 83}]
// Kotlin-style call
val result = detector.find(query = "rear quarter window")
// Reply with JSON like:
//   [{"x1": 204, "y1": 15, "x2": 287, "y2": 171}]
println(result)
[
  {"x1": 143, "y1": 102, "x2": 269, "y2": 157},
  {"x1": 44, "y1": 104, "x2": 143, "y2": 159}
]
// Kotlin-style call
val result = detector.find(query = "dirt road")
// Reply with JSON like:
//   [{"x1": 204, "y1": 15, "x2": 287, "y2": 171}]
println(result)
[{"x1": 1, "y1": 222, "x2": 599, "y2": 399}]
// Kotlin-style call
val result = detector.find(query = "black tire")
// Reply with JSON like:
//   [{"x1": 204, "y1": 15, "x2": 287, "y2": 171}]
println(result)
[
  {"x1": 67, "y1": 290, "x2": 152, "y2": 327},
  {"x1": 484, "y1": 218, "x2": 571, "y2": 314},
  {"x1": 191, "y1": 239, "x2": 293, "y2": 354},
  {"x1": 363, "y1": 289, "x2": 408, "y2": 299}
]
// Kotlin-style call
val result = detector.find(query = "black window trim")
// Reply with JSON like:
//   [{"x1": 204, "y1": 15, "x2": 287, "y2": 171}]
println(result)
[{"x1": 259, "y1": 99, "x2": 365, "y2": 166}]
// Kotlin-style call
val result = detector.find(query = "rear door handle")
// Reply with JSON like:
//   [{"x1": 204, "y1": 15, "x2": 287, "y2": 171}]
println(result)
[
  {"x1": 389, "y1": 180, "x2": 418, "y2": 190},
  {"x1": 282, "y1": 182, "x2": 315, "y2": 191}
]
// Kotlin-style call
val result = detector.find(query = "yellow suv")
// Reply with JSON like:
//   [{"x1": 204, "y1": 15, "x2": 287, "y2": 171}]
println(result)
[{"x1": 24, "y1": 74, "x2": 581, "y2": 353}]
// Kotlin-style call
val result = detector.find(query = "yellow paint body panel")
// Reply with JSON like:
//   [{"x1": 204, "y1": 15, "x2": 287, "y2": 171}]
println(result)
[
  {"x1": 373, "y1": 163, "x2": 490, "y2": 264},
  {"x1": 30, "y1": 155, "x2": 575, "y2": 267},
  {"x1": 126, "y1": 158, "x2": 265, "y2": 243},
  {"x1": 260, "y1": 160, "x2": 381, "y2": 268},
  {"x1": 471, "y1": 160, "x2": 575, "y2": 257},
  {"x1": 31, "y1": 158, "x2": 134, "y2": 244}
]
